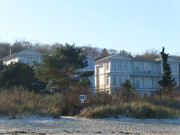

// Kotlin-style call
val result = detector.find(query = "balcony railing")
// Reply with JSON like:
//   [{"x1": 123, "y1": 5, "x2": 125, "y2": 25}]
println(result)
[{"x1": 130, "y1": 70, "x2": 160, "y2": 76}]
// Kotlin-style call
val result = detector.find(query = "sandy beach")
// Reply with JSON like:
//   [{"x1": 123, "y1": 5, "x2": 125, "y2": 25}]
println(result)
[{"x1": 0, "y1": 116, "x2": 179, "y2": 135}]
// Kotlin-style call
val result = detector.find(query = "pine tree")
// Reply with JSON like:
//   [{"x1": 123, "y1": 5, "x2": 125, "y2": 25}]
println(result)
[
  {"x1": 0, "y1": 62, "x2": 45, "y2": 91},
  {"x1": 159, "y1": 47, "x2": 175, "y2": 94},
  {"x1": 35, "y1": 44, "x2": 93, "y2": 91}
]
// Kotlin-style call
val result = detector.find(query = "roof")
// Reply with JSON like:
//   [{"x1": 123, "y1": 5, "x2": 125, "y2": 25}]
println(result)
[
  {"x1": 155, "y1": 56, "x2": 180, "y2": 62},
  {"x1": 0, "y1": 48, "x2": 42, "y2": 61},
  {"x1": 87, "y1": 52, "x2": 97, "y2": 59},
  {"x1": 133, "y1": 57, "x2": 157, "y2": 62},
  {"x1": 96, "y1": 53, "x2": 132, "y2": 62}
]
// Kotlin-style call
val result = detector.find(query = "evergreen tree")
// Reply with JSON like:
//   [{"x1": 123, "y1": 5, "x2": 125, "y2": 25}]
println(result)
[
  {"x1": 0, "y1": 62, "x2": 45, "y2": 91},
  {"x1": 159, "y1": 47, "x2": 175, "y2": 94},
  {"x1": 0, "y1": 61, "x2": 3, "y2": 71},
  {"x1": 121, "y1": 79, "x2": 136, "y2": 99},
  {"x1": 124, "y1": 79, "x2": 132, "y2": 91},
  {"x1": 35, "y1": 43, "x2": 93, "y2": 91},
  {"x1": 99, "y1": 48, "x2": 109, "y2": 59}
]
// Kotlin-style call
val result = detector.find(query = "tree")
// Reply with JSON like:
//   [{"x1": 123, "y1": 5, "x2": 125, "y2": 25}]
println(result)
[
  {"x1": 121, "y1": 79, "x2": 136, "y2": 99},
  {"x1": 120, "y1": 50, "x2": 133, "y2": 58},
  {"x1": 0, "y1": 62, "x2": 46, "y2": 91},
  {"x1": 98, "y1": 48, "x2": 110, "y2": 59},
  {"x1": 124, "y1": 80, "x2": 132, "y2": 91},
  {"x1": 34, "y1": 42, "x2": 63, "y2": 55},
  {"x1": 0, "y1": 42, "x2": 10, "y2": 59},
  {"x1": 35, "y1": 43, "x2": 93, "y2": 91},
  {"x1": 11, "y1": 41, "x2": 31, "y2": 53},
  {"x1": 135, "y1": 49, "x2": 160, "y2": 59},
  {"x1": 159, "y1": 47, "x2": 175, "y2": 95},
  {"x1": 0, "y1": 60, "x2": 3, "y2": 70},
  {"x1": 81, "y1": 45, "x2": 101, "y2": 57}
]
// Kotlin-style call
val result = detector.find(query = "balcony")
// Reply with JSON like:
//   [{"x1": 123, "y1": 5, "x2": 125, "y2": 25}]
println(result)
[{"x1": 130, "y1": 70, "x2": 160, "y2": 76}]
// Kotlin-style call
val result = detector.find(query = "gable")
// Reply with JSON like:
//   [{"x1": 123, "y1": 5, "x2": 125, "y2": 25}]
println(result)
[
  {"x1": 18, "y1": 50, "x2": 38, "y2": 56},
  {"x1": 110, "y1": 53, "x2": 131, "y2": 61},
  {"x1": 86, "y1": 53, "x2": 96, "y2": 60},
  {"x1": 17, "y1": 49, "x2": 41, "y2": 57},
  {"x1": 1, "y1": 48, "x2": 42, "y2": 62}
]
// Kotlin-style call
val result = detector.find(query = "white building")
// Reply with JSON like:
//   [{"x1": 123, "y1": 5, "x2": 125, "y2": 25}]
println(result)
[
  {"x1": 95, "y1": 53, "x2": 180, "y2": 94},
  {"x1": 130, "y1": 58, "x2": 161, "y2": 94},
  {"x1": 81, "y1": 52, "x2": 96, "y2": 92},
  {"x1": 1, "y1": 49, "x2": 96, "y2": 92},
  {"x1": 1, "y1": 48, "x2": 42, "y2": 66}
]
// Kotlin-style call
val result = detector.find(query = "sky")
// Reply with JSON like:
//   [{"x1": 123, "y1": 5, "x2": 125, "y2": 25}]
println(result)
[{"x1": 0, "y1": 0, "x2": 180, "y2": 55}]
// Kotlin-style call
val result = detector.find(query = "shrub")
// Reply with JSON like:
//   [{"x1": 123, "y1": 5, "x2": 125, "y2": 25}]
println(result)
[
  {"x1": 0, "y1": 86, "x2": 180, "y2": 119},
  {"x1": 79, "y1": 102, "x2": 180, "y2": 119},
  {"x1": 0, "y1": 87, "x2": 62, "y2": 118}
]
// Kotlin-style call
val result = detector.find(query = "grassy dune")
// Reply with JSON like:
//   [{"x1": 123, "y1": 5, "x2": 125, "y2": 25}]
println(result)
[
  {"x1": 78, "y1": 102, "x2": 180, "y2": 119},
  {"x1": 0, "y1": 87, "x2": 180, "y2": 119}
]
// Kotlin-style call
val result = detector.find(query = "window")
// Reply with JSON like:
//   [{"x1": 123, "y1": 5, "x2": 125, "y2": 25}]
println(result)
[
  {"x1": 130, "y1": 77, "x2": 134, "y2": 84},
  {"x1": 118, "y1": 62, "x2": 121, "y2": 70},
  {"x1": 106, "y1": 75, "x2": 109, "y2": 85},
  {"x1": 124, "y1": 76, "x2": 128, "y2": 81},
  {"x1": 19, "y1": 57, "x2": 25, "y2": 63},
  {"x1": 99, "y1": 63, "x2": 103, "y2": 67},
  {"x1": 106, "y1": 62, "x2": 109, "y2": 70},
  {"x1": 130, "y1": 63, "x2": 133, "y2": 73},
  {"x1": 136, "y1": 80, "x2": 140, "y2": 88},
  {"x1": 149, "y1": 78, "x2": 153, "y2": 88},
  {"x1": 87, "y1": 60, "x2": 93, "y2": 68},
  {"x1": 27, "y1": 57, "x2": 33, "y2": 66},
  {"x1": 121, "y1": 62, "x2": 124, "y2": 70},
  {"x1": 121, "y1": 76, "x2": 125, "y2": 83},
  {"x1": 139, "y1": 63, "x2": 144, "y2": 72},
  {"x1": 125, "y1": 62, "x2": 128, "y2": 71},
  {"x1": 149, "y1": 64, "x2": 153, "y2": 73},
  {"x1": 171, "y1": 63, "x2": 177, "y2": 73},
  {"x1": 140, "y1": 77, "x2": 144, "y2": 88},
  {"x1": 112, "y1": 61, "x2": 115, "y2": 70},
  {"x1": 115, "y1": 61, "x2": 118, "y2": 70},
  {"x1": 114, "y1": 75, "x2": 116, "y2": 85},
  {"x1": 117, "y1": 76, "x2": 121, "y2": 85}
]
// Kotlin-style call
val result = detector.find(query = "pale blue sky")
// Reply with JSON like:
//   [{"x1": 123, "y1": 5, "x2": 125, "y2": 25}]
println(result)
[{"x1": 0, "y1": 0, "x2": 180, "y2": 55}]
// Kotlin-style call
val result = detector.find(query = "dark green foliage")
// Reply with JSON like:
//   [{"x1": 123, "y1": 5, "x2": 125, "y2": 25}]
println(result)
[
  {"x1": 124, "y1": 80, "x2": 132, "y2": 91},
  {"x1": 0, "y1": 62, "x2": 3, "y2": 71},
  {"x1": 35, "y1": 43, "x2": 93, "y2": 91},
  {"x1": 0, "y1": 62, "x2": 46, "y2": 91},
  {"x1": 159, "y1": 47, "x2": 175, "y2": 95},
  {"x1": 99, "y1": 48, "x2": 109, "y2": 59},
  {"x1": 121, "y1": 80, "x2": 136, "y2": 100},
  {"x1": 0, "y1": 42, "x2": 11, "y2": 59}
]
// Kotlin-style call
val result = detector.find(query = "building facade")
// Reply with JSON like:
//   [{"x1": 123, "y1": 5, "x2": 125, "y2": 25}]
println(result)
[
  {"x1": 80, "y1": 53, "x2": 96, "y2": 92},
  {"x1": 1, "y1": 48, "x2": 42, "y2": 66},
  {"x1": 95, "y1": 53, "x2": 180, "y2": 94},
  {"x1": 1, "y1": 49, "x2": 96, "y2": 92}
]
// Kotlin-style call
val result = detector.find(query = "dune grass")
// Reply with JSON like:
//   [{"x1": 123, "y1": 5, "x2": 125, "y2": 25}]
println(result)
[
  {"x1": 79, "y1": 102, "x2": 180, "y2": 119},
  {"x1": 0, "y1": 87, "x2": 63, "y2": 118},
  {"x1": 0, "y1": 87, "x2": 180, "y2": 119}
]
